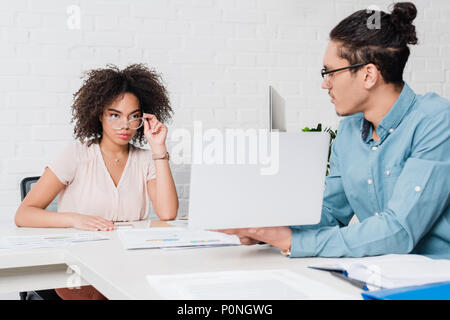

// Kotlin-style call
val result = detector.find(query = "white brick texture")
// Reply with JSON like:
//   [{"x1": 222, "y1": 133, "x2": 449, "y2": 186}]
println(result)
[{"x1": 0, "y1": 0, "x2": 449, "y2": 223}]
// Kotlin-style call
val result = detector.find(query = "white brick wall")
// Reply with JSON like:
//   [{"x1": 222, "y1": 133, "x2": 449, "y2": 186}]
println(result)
[{"x1": 0, "y1": 0, "x2": 449, "y2": 224}]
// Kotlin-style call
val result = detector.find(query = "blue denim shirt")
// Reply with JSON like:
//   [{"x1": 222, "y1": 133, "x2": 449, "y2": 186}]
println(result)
[{"x1": 290, "y1": 83, "x2": 450, "y2": 259}]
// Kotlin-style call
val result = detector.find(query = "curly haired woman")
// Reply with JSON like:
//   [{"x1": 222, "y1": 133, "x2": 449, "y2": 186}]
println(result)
[{"x1": 15, "y1": 64, "x2": 179, "y2": 299}]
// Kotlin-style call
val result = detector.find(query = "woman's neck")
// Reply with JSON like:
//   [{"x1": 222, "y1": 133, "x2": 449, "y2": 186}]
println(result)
[{"x1": 99, "y1": 136, "x2": 129, "y2": 156}]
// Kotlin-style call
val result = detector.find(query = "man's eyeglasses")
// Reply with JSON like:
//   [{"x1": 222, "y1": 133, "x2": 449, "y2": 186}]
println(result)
[{"x1": 321, "y1": 63, "x2": 369, "y2": 82}]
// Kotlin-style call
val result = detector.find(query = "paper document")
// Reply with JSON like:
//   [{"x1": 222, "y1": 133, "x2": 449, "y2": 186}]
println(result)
[
  {"x1": 309, "y1": 254, "x2": 450, "y2": 290},
  {"x1": 0, "y1": 232, "x2": 110, "y2": 251},
  {"x1": 166, "y1": 220, "x2": 189, "y2": 228},
  {"x1": 146, "y1": 269, "x2": 355, "y2": 300},
  {"x1": 118, "y1": 228, "x2": 240, "y2": 250}
]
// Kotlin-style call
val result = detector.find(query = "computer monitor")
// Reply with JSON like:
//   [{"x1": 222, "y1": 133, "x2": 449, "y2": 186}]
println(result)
[{"x1": 269, "y1": 86, "x2": 287, "y2": 132}]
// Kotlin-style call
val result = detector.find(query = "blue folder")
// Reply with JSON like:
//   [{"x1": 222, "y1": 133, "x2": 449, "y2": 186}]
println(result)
[{"x1": 362, "y1": 281, "x2": 450, "y2": 300}]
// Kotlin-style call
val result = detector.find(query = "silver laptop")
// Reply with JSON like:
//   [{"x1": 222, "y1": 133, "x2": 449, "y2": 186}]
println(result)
[{"x1": 188, "y1": 132, "x2": 330, "y2": 230}]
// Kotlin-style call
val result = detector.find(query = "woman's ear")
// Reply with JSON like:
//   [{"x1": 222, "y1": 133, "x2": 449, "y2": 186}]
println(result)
[{"x1": 363, "y1": 64, "x2": 379, "y2": 89}]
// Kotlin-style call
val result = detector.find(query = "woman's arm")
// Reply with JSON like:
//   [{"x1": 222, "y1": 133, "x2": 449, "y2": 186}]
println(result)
[
  {"x1": 15, "y1": 167, "x2": 115, "y2": 231},
  {"x1": 147, "y1": 146, "x2": 179, "y2": 220},
  {"x1": 143, "y1": 113, "x2": 179, "y2": 220}
]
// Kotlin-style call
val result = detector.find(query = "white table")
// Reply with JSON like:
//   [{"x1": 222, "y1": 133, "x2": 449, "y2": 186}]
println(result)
[{"x1": 0, "y1": 221, "x2": 363, "y2": 300}]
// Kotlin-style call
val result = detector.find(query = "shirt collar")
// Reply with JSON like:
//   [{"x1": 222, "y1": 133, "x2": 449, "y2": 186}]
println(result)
[
  {"x1": 361, "y1": 83, "x2": 416, "y2": 143},
  {"x1": 378, "y1": 83, "x2": 416, "y2": 133}
]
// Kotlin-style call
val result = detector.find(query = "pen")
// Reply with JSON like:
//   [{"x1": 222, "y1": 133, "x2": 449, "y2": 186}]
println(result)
[{"x1": 330, "y1": 271, "x2": 369, "y2": 291}]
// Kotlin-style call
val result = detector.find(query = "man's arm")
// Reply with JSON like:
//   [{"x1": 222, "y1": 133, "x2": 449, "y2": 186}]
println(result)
[{"x1": 290, "y1": 158, "x2": 449, "y2": 257}]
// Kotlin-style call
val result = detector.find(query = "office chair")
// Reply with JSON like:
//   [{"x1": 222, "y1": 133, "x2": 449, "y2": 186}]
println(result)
[{"x1": 19, "y1": 176, "x2": 62, "y2": 300}]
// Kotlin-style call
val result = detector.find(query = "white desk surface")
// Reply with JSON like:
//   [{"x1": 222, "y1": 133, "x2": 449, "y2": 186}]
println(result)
[{"x1": 0, "y1": 221, "x2": 363, "y2": 300}]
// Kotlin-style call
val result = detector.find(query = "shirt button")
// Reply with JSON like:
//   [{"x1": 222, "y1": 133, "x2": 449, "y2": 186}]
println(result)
[
  {"x1": 415, "y1": 186, "x2": 421, "y2": 192},
  {"x1": 372, "y1": 146, "x2": 378, "y2": 151},
  {"x1": 389, "y1": 128, "x2": 395, "y2": 133},
  {"x1": 375, "y1": 212, "x2": 379, "y2": 216},
  {"x1": 386, "y1": 170, "x2": 391, "y2": 176},
  {"x1": 368, "y1": 179, "x2": 373, "y2": 185}
]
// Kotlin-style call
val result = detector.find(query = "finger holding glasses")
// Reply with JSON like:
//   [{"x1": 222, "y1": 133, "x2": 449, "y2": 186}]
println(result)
[{"x1": 143, "y1": 113, "x2": 168, "y2": 151}]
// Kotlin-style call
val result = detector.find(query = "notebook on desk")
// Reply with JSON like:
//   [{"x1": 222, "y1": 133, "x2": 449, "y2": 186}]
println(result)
[{"x1": 309, "y1": 254, "x2": 450, "y2": 291}]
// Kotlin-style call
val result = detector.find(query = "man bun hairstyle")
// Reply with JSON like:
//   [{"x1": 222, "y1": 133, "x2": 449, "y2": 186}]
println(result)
[
  {"x1": 390, "y1": 2, "x2": 418, "y2": 45},
  {"x1": 329, "y1": 2, "x2": 418, "y2": 87}
]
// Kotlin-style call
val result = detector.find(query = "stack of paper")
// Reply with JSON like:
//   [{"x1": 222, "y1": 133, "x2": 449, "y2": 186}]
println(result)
[
  {"x1": 117, "y1": 228, "x2": 240, "y2": 250},
  {"x1": 0, "y1": 233, "x2": 110, "y2": 251},
  {"x1": 309, "y1": 254, "x2": 450, "y2": 289}
]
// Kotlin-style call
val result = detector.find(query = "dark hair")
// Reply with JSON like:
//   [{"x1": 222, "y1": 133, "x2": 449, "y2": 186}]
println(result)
[
  {"x1": 71, "y1": 64, "x2": 172, "y2": 146},
  {"x1": 329, "y1": 2, "x2": 418, "y2": 86}
]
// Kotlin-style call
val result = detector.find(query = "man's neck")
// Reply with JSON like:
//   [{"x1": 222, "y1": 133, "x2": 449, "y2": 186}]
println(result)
[{"x1": 363, "y1": 83, "x2": 403, "y2": 132}]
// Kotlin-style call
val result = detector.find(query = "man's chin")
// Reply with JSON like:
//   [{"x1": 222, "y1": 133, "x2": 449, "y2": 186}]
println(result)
[
  {"x1": 335, "y1": 106, "x2": 354, "y2": 117},
  {"x1": 335, "y1": 106, "x2": 345, "y2": 117}
]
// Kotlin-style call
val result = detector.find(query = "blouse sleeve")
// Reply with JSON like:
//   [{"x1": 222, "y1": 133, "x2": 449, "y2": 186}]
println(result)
[{"x1": 47, "y1": 142, "x2": 78, "y2": 186}]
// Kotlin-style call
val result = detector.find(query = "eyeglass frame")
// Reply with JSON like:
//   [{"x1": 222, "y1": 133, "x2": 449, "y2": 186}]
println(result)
[
  {"x1": 321, "y1": 62, "x2": 370, "y2": 81},
  {"x1": 104, "y1": 114, "x2": 145, "y2": 130}
]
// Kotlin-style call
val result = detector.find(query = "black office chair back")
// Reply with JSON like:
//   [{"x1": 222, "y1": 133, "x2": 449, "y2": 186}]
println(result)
[
  {"x1": 20, "y1": 176, "x2": 40, "y2": 201},
  {"x1": 19, "y1": 176, "x2": 62, "y2": 300},
  {"x1": 20, "y1": 176, "x2": 58, "y2": 211}
]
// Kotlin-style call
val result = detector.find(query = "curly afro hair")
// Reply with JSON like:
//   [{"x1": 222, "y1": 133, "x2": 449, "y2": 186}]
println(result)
[{"x1": 71, "y1": 63, "x2": 172, "y2": 147}]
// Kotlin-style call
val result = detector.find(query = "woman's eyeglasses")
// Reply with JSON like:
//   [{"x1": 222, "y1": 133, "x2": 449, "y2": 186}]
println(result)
[{"x1": 104, "y1": 114, "x2": 144, "y2": 130}]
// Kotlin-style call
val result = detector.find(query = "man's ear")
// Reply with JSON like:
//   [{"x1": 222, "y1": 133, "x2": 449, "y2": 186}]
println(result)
[{"x1": 363, "y1": 63, "x2": 379, "y2": 89}]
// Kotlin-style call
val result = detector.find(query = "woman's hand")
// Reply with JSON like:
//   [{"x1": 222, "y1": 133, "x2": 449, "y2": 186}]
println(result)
[
  {"x1": 143, "y1": 113, "x2": 168, "y2": 153},
  {"x1": 66, "y1": 212, "x2": 116, "y2": 231}
]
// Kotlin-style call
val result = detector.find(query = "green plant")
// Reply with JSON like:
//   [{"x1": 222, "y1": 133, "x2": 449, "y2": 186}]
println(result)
[{"x1": 302, "y1": 123, "x2": 337, "y2": 176}]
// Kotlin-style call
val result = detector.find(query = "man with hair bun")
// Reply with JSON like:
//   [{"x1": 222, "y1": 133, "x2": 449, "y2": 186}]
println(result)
[{"x1": 221, "y1": 2, "x2": 450, "y2": 259}]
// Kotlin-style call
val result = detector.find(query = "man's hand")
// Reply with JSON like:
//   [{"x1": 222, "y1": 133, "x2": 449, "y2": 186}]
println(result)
[{"x1": 216, "y1": 226, "x2": 292, "y2": 251}]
